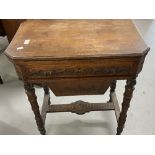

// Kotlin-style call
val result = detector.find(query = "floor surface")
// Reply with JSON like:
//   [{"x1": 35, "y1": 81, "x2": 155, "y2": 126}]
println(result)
[{"x1": 0, "y1": 20, "x2": 155, "y2": 135}]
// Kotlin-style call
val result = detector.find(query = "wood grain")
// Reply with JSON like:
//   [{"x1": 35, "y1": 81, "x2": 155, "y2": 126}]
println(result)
[
  {"x1": 24, "y1": 83, "x2": 46, "y2": 135},
  {"x1": 47, "y1": 100, "x2": 115, "y2": 115},
  {"x1": 5, "y1": 20, "x2": 149, "y2": 60}
]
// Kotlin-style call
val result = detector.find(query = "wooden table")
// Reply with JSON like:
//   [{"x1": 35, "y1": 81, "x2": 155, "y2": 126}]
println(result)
[{"x1": 5, "y1": 20, "x2": 150, "y2": 135}]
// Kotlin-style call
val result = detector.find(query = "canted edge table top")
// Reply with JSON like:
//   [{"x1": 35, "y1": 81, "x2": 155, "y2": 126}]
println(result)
[{"x1": 5, "y1": 19, "x2": 149, "y2": 60}]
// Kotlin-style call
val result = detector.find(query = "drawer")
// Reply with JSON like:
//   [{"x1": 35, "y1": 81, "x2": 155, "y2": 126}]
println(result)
[{"x1": 17, "y1": 57, "x2": 140, "y2": 80}]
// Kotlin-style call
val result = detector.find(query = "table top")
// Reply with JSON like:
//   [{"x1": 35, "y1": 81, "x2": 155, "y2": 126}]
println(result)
[{"x1": 5, "y1": 19, "x2": 149, "y2": 60}]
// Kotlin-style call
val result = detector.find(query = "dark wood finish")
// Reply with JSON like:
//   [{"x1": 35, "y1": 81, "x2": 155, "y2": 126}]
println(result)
[
  {"x1": 47, "y1": 101, "x2": 115, "y2": 115},
  {"x1": 0, "y1": 20, "x2": 6, "y2": 36},
  {"x1": 24, "y1": 83, "x2": 46, "y2": 135},
  {"x1": 1, "y1": 19, "x2": 26, "y2": 42},
  {"x1": 5, "y1": 20, "x2": 150, "y2": 134},
  {"x1": 5, "y1": 20, "x2": 148, "y2": 60},
  {"x1": 0, "y1": 76, "x2": 3, "y2": 84},
  {"x1": 0, "y1": 20, "x2": 25, "y2": 84},
  {"x1": 14, "y1": 57, "x2": 140, "y2": 79},
  {"x1": 0, "y1": 21, "x2": 5, "y2": 84},
  {"x1": 47, "y1": 77, "x2": 112, "y2": 96},
  {"x1": 41, "y1": 91, "x2": 120, "y2": 115},
  {"x1": 116, "y1": 78, "x2": 136, "y2": 135}
]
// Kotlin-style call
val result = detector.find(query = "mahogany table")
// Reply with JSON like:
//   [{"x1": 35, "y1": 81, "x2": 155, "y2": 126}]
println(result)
[{"x1": 5, "y1": 20, "x2": 150, "y2": 135}]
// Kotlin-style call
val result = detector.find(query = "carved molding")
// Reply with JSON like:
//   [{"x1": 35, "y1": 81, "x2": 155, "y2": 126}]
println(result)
[
  {"x1": 71, "y1": 101, "x2": 94, "y2": 115},
  {"x1": 29, "y1": 66, "x2": 131, "y2": 77},
  {"x1": 47, "y1": 100, "x2": 115, "y2": 115}
]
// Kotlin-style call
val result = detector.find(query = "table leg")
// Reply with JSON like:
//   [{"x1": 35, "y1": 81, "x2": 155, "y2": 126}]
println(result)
[
  {"x1": 116, "y1": 78, "x2": 136, "y2": 135},
  {"x1": 43, "y1": 86, "x2": 51, "y2": 105},
  {"x1": 109, "y1": 80, "x2": 116, "y2": 102},
  {"x1": 24, "y1": 83, "x2": 46, "y2": 135}
]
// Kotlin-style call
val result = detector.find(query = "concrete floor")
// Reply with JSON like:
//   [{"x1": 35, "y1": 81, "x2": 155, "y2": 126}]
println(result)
[{"x1": 0, "y1": 20, "x2": 155, "y2": 135}]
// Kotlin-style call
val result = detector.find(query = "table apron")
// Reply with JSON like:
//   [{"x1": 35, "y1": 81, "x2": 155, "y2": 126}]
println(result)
[{"x1": 16, "y1": 57, "x2": 141, "y2": 80}]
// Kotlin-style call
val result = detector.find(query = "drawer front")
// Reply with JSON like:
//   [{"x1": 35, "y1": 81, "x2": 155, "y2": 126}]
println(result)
[{"x1": 18, "y1": 57, "x2": 140, "y2": 79}]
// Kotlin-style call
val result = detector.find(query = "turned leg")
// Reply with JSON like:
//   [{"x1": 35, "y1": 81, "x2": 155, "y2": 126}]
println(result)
[
  {"x1": 116, "y1": 78, "x2": 136, "y2": 135},
  {"x1": 109, "y1": 80, "x2": 116, "y2": 102},
  {"x1": 43, "y1": 86, "x2": 51, "y2": 105},
  {"x1": 0, "y1": 76, "x2": 3, "y2": 84},
  {"x1": 24, "y1": 83, "x2": 46, "y2": 135}
]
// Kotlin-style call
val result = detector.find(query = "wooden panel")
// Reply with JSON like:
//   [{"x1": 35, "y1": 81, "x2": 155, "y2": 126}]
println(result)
[
  {"x1": 47, "y1": 100, "x2": 115, "y2": 115},
  {"x1": 0, "y1": 20, "x2": 6, "y2": 36},
  {"x1": 1, "y1": 19, "x2": 26, "y2": 42},
  {"x1": 16, "y1": 57, "x2": 140, "y2": 79},
  {"x1": 47, "y1": 77, "x2": 112, "y2": 96}
]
